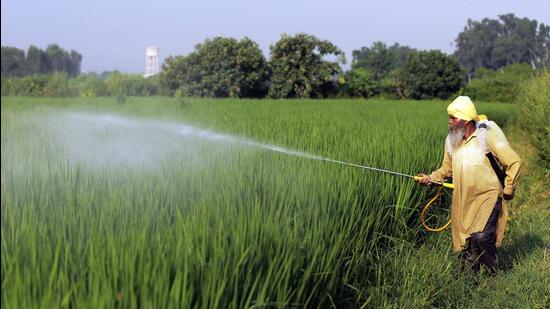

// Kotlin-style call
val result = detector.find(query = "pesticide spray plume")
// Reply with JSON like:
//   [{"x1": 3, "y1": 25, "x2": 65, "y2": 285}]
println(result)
[
  {"x1": 43, "y1": 112, "x2": 453, "y2": 233},
  {"x1": 176, "y1": 117, "x2": 453, "y2": 188},
  {"x1": 57, "y1": 112, "x2": 452, "y2": 188}
]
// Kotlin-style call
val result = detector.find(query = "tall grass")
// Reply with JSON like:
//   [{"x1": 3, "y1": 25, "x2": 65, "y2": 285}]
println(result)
[
  {"x1": 0, "y1": 97, "x2": 516, "y2": 307},
  {"x1": 517, "y1": 73, "x2": 550, "y2": 168}
]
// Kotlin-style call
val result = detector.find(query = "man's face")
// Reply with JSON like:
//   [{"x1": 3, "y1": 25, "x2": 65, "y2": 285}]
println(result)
[
  {"x1": 447, "y1": 115, "x2": 466, "y2": 151},
  {"x1": 448, "y1": 115, "x2": 465, "y2": 130}
]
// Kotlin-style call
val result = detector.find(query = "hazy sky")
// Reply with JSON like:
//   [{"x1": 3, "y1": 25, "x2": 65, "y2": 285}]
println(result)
[{"x1": 2, "y1": 0, "x2": 549, "y2": 73}]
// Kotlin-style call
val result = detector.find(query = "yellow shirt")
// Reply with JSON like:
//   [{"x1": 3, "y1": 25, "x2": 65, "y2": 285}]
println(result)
[{"x1": 429, "y1": 122, "x2": 523, "y2": 252}]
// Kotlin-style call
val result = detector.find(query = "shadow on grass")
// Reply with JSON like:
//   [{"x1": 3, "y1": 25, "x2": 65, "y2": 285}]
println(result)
[{"x1": 498, "y1": 233, "x2": 546, "y2": 271}]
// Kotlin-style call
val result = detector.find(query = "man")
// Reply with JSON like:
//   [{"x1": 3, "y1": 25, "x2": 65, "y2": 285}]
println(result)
[{"x1": 416, "y1": 96, "x2": 523, "y2": 272}]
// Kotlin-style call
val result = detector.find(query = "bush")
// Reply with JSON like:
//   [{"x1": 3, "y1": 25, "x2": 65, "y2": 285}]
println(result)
[
  {"x1": 1, "y1": 75, "x2": 48, "y2": 96},
  {"x1": 1, "y1": 73, "x2": 161, "y2": 97},
  {"x1": 105, "y1": 72, "x2": 158, "y2": 96},
  {"x1": 43, "y1": 72, "x2": 72, "y2": 97},
  {"x1": 71, "y1": 74, "x2": 109, "y2": 97},
  {"x1": 339, "y1": 68, "x2": 380, "y2": 98},
  {"x1": 464, "y1": 64, "x2": 536, "y2": 103},
  {"x1": 517, "y1": 73, "x2": 550, "y2": 167}
]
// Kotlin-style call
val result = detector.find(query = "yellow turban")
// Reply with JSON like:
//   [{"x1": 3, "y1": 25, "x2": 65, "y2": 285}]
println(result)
[{"x1": 447, "y1": 96, "x2": 477, "y2": 121}]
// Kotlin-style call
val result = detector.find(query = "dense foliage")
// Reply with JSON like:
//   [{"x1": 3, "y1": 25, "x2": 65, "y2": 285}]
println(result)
[
  {"x1": 339, "y1": 68, "x2": 379, "y2": 98},
  {"x1": 517, "y1": 73, "x2": 550, "y2": 167},
  {"x1": 104, "y1": 72, "x2": 159, "y2": 96},
  {"x1": 463, "y1": 64, "x2": 537, "y2": 102},
  {"x1": 268, "y1": 33, "x2": 345, "y2": 98},
  {"x1": 399, "y1": 50, "x2": 464, "y2": 100},
  {"x1": 0, "y1": 47, "x2": 26, "y2": 77},
  {"x1": 160, "y1": 37, "x2": 269, "y2": 98},
  {"x1": 1, "y1": 72, "x2": 159, "y2": 97},
  {"x1": 455, "y1": 14, "x2": 550, "y2": 78},
  {"x1": 1, "y1": 44, "x2": 82, "y2": 77},
  {"x1": 351, "y1": 42, "x2": 416, "y2": 79}
]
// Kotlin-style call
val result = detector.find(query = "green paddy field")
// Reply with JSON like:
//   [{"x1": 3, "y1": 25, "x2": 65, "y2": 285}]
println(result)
[{"x1": 1, "y1": 97, "x2": 547, "y2": 308}]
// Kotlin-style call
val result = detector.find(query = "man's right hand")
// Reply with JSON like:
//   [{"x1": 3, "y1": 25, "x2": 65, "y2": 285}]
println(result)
[
  {"x1": 503, "y1": 192, "x2": 515, "y2": 201},
  {"x1": 416, "y1": 173, "x2": 432, "y2": 186}
]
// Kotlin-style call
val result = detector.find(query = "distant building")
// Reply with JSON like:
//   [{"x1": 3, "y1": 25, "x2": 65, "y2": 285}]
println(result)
[{"x1": 144, "y1": 46, "x2": 159, "y2": 77}]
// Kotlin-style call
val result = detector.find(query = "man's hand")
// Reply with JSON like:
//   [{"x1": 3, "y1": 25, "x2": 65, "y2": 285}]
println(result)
[
  {"x1": 415, "y1": 173, "x2": 432, "y2": 186},
  {"x1": 503, "y1": 192, "x2": 515, "y2": 201}
]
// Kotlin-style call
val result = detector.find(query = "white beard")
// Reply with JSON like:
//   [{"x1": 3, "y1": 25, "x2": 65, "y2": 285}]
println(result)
[{"x1": 446, "y1": 125, "x2": 465, "y2": 154}]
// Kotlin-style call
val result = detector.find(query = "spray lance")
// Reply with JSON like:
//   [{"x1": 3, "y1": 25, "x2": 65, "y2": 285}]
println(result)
[
  {"x1": 314, "y1": 157, "x2": 454, "y2": 189},
  {"x1": 318, "y1": 158, "x2": 453, "y2": 232}
]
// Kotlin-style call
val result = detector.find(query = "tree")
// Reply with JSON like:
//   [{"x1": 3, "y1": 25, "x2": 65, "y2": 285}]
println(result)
[
  {"x1": 399, "y1": 50, "x2": 464, "y2": 99},
  {"x1": 492, "y1": 14, "x2": 543, "y2": 68},
  {"x1": 160, "y1": 37, "x2": 269, "y2": 98},
  {"x1": 1, "y1": 46, "x2": 26, "y2": 77},
  {"x1": 26, "y1": 45, "x2": 52, "y2": 75},
  {"x1": 455, "y1": 18, "x2": 501, "y2": 78},
  {"x1": 351, "y1": 42, "x2": 416, "y2": 79},
  {"x1": 455, "y1": 14, "x2": 550, "y2": 78},
  {"x1": 46, "y1": 44, "x2": 68, "y2": 73},
  {"x1": 69, "y1": 50, "x2": 83, "y2": 77},
  {"x1": 6, "y1": 44, "x2": 83, "y2": 77},
  {"x1": 44, "y1": 44, "x2": 82, "y2": 77},
  {"x1": 268, "y1": 33, "x2": 345, "y2": 98},
  {"x1": 533, "y1": 23, "x2": 550, "y2": 71}
]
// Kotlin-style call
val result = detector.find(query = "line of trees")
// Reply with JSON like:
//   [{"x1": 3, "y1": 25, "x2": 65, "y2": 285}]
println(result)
[
  {"x1": 160, "y1": 34, "x2": 465, "y2": 100},
  {"x1": 159, "y1": 13, "x2": 548, "y2": 101},
  {"x1": 2, "y1": 14, "x2": 548, "y2": 101},
  {"x1": 1, "y1": 44, "x2": 82, "y2": 77}
]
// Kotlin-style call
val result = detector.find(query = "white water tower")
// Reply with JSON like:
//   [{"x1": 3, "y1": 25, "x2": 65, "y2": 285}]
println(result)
[{"x1": 144, "y1": 46, "x2": 159, "y2": 77}]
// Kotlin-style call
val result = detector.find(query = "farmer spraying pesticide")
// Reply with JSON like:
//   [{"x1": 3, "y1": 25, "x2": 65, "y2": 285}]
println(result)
[{"x1": 416, "y1": 96, "x2": 523, "y2": 273}]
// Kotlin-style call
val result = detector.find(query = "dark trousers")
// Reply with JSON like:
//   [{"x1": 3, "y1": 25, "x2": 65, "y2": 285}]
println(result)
[{"x1": 461, "y1": 198, "x2": 502, "y2": 272}]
